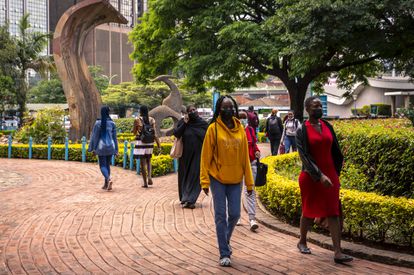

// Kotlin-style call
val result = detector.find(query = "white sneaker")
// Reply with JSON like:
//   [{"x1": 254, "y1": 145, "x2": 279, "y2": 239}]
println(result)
[
  {"x1": 219, "y1": 257, "x2": 231, "y2": 267},
  {"x1": 236, "y1": 219, "x2": 241, "y2": 226},
  {"x1": 250, "y1": 220, "x2": 259, "y2": 231}
]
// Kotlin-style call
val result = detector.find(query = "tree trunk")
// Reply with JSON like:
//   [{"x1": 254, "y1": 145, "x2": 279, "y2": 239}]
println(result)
[
  {"x1": 17, "y1": 72, "x2": 28, "y2": 127},
  {"x1": 283, "y1": 80, "x2": 309, "y2": 122}
]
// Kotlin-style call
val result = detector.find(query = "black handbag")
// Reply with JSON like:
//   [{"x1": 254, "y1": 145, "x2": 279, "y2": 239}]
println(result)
[{"x1": 255, "y1": 158, "x2": 268, "y2": 187}]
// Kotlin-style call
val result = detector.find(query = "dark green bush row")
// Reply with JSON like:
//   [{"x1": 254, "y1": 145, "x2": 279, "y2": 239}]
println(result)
[
  {"x1": 114, "y1": 118, "x2": 135, "y2": 133},
  {"x1": 0, "y1": 130, "x2": 15, "y2": 136},
  {"x1": 333, "y1": 119, "x2": 414, "y2": 198},
  {"x1": 258, "y1": 154, "x2": 414, "y2": 247}
]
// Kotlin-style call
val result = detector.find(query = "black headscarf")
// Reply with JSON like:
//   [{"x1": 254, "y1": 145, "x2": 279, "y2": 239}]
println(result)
[
  {"x1": 140, "y1": 105, "x2": 150, "y2": 124},
  {"x1": 100, "y1": 106, "x2": 111, "y2": 135}
]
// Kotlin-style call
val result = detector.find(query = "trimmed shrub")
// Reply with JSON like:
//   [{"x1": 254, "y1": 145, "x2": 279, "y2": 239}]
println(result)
[
  {"x1": 0, "y1": 142, "x2": 175, "y2": 177},
  {"x1": 0, "y1": 130, "x2": 15, "y2": 136},
  {"x1": 259, "y1": 118, "x2": 267, "y2": 132},
  {"x1": 114, "y1": 118, "x2": 135, "y2": 133},
  {"x1": 333, "y1": 119, "x2": 414, "y2": 198},
  {"x1": 371, "y1": 104, "x2": 392, "y2": 117},
  {"x1": 258, "y1": 154, "x2": 414, "y2": 247},
  {"x1": 257, "y1": 132, "x2": 268, "y2": 143}
]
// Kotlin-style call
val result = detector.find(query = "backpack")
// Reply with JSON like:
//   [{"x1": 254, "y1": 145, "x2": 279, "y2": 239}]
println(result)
[
  {"x1": 268, "y1": 117, "x2": 282, "y2": 135},
  {"x1": 247, "y1": 111, "x2": 259, "y2": 128},
  {"x1": 140, "y1": 118, "x2": 155, "y2": 143}
]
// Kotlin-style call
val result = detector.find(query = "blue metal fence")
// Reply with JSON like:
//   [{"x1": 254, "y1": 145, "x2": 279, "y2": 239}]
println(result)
[{"x1": 4, "y1": 135, "x2": 179, "y2": 174}]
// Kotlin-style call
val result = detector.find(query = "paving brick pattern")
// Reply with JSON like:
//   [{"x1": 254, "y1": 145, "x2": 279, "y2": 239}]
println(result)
[{"x1": 0, "y1": 158, "x2": 412, "y2": 274}]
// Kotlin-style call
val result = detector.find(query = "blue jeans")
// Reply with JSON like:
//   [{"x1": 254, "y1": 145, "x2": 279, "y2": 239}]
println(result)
[
  {"x1": 210, "y1": 176, "x2": 242, "y2": 259},
  {"x1": 98, "y1": 155, "x2": 112, "y2": 181},
  {"x1": 284, "y1": 135, "x2": 297, "y2": 153}
]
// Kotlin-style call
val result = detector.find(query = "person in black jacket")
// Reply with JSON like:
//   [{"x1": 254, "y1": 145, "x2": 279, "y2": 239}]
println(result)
[
  {"x1": 295, "y1": 96, "x2": 353, "y2": 264},
  {"x1": 265, "y1": 108, "x2": 284, "y2": 155},
  {"x1": 173, "y1": 105, "x2": 208, "y2": 209}
]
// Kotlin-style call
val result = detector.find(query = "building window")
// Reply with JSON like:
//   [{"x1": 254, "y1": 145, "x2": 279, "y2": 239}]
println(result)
[
  {"x1": 0, "y1": 0, "x2": 6, "y2": 26},
  {"x1": 9, "y1": 0, "x2": 24, "y2": 36}
]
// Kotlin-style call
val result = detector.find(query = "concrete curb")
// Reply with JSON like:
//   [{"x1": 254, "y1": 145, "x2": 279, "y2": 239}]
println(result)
[{"x1": 243, "y1": 195, "x2": 414, "y2": 269}]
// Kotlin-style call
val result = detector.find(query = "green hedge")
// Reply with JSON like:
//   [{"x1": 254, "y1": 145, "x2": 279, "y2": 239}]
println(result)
[
  {"x1": 114, "y1": 118, "x2": 135, "y2": 133},
  {"x1": 0, "y1": 142, "x2": 174, "y2": 177},
  {"x1": 0, "y1": 130, "x2": 15, "y2": 136},
  {"x1": 333, "y1": 119, "x2": 414, "y2": 198},
  {"x1": 258, "y1": 154, "x2": 414, "y2": 247}
]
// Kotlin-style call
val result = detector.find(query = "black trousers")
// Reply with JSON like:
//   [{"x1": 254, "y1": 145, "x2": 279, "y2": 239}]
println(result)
[{"x1": 269, "y1": 136, "x2": 282, "y2": 156}]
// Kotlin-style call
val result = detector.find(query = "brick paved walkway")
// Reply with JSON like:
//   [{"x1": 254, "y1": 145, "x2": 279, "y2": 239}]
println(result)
[{"x1": 0, "y1": 158, "x2": 412, "y2": 274}]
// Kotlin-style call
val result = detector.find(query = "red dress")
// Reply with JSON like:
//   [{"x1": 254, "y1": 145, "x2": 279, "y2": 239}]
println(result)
[{"x1": 299, "y1": 120, "x2": 340, "y2": 218}]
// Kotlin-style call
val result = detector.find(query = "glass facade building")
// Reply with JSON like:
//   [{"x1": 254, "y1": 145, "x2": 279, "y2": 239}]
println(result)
[
  {"x1": 0, "y1": 0, "x2": 48, "y2": 37},
  {"x1": 0, "y1": 0, "x2": 148, "y2": 84}
]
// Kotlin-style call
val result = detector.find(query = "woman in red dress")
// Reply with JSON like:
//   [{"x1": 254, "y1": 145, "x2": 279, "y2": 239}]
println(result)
[{"x1": 295, "y1": 96, "x2": 353, "y2": 264}]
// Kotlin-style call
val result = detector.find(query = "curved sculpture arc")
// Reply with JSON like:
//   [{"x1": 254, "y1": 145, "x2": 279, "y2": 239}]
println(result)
[
  {"x1": 149, "y1": 75, "x2": 184, "y2": 137},
  {"x1": 53, "y1": 0, "x2": 127, "y2": 140}
]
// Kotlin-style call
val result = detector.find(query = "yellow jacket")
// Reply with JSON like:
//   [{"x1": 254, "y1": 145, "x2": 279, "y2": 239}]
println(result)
[{"x1": 200, "y1": 116, "x2": 254, "y2": 191}]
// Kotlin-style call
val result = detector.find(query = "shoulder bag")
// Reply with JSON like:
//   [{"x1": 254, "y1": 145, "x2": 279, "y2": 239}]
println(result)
[{"x1": 170, "y1": 137, "x2": 183, "y2": 158}]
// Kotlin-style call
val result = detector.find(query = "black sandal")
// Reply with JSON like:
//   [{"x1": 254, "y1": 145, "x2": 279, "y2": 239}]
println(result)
[
  {"x1": 334, "y1": 255, "x2": 353, "y2": 264},
  {"x1": 297, "y1": 243, "x2": 311, "y2": 254}
]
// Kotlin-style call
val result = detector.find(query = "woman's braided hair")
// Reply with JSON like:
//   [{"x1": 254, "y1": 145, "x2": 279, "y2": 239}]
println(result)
[{"x1": 210, "y1": 95, "x2": 239, "y2": 125}]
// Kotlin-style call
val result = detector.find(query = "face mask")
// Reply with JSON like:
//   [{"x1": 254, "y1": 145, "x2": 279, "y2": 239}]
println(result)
[
  {"x1": 240, "y1": 119, "x2": 248, "y2": 127},
  {"x1": 188, "y1": 112, "x2": 198, "y2": 121},
  {"x1": 313, "y1": 109, "x2": 323, "y2": 119},
  {"x1": 220, "y1": 109, "x2": 234, "y2": 121}
]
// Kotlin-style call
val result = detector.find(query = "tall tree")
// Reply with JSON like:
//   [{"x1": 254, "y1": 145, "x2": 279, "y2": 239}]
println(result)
[
  {"x1": 130, "y1": 0, "x2": 414, "y2": 120},
  {"x1": 0, "y1": 25, "x2": 18, "y2": 125},
  {"x1": 27, "y1": 73, "x2": 66, "y2": 103},
  {"x1": 14, "y1": 14, "x2": 54, "y2": 125}
]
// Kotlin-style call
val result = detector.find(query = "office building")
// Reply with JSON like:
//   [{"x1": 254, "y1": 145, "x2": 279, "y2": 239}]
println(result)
[{"x1": 0, "y1": 0, "x2": 147, "y2": 84}]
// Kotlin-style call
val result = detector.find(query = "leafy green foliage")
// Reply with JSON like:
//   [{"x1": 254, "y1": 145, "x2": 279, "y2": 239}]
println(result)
[
  {"x1": 88, "y1": 65, "x2": 110, "y2": 93},
  {"x1": 397, "y1": 104, "x2": 414, "y2": 126},
  {"x1": 0, "y1": 143, "x2": 175, "y2": 177},
  {"x1": 0, "y1": 75, "x2": 16, "y2": 114},
  {"x1": 334, "y1": 119, "x2": 414, "y2": 198},
  {"x1": 130, "y1": 0, "x2": 414, "y2": 120},
  {"x1": 101, "y1": 81, "x2": 212, "y2": 117},
  {"x1": 259, "y1": 154, "x2": 414, "y2": 247},
  {"x1": 14, "y1": 108, "x2": 66, "y2": 144},
  {"x1": 27, "y1": 74, "x2": 66, "y2": 103},
  {"x1": 114, "y1": 118, "x2": 135, "y2": 133},
  {"x1": 13, "y1": 14, "x2": 54, "y2": 123}
]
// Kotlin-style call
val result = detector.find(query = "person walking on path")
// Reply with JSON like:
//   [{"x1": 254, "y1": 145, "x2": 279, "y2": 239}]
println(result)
[
  {"x1": 265, "y1": 108, "x2": 284, "y2": 156},
  {"x1": 200, "y1": 95, "x2": 254, "y2": 267},
  {"x1": 281, "y1": 111, "x2": 300, "y2": 153},
  {"x1": 295, "y1": 96, "x2": 353, "y2": 264},
  {"x1": 238, "y1": 110, "x2": 260, "y2": 231},
  {"x1": 246, "y1": 105, "x2": 259, "y2": 137},
  {"x1": 88, "y1": 106, "x2": 118, "y2": 191},
  {"x1": 133, "y1": 105, "x2": 161, "y2": 188},
  {"x1": 173, "y1": 105, "x2": 208, "y2": 209}
]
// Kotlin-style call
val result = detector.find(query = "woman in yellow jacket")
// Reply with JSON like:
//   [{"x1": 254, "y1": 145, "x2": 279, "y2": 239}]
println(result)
[{"x1": 200, "y1": 95, "x2": 254, "y2": 267}]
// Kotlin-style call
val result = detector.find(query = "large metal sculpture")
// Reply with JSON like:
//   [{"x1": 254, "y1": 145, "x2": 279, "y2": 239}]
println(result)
[
  {"x1": 53, "y1": 0, "x2": 127, "y2": 140},
  {"x1": 149, "y1": 75, "x2": 184, "y2": 137}
]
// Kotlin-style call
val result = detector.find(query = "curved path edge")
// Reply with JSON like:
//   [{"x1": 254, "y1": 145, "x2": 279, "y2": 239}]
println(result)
[{"x1": 246, "y1": 195, "x2": 414, "y2": 268}]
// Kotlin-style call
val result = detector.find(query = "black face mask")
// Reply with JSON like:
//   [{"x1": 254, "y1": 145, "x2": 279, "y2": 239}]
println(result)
[
  {"x1": 220, "y1": 109, "x2": 234, "y2": 121},
  {"x1": 188, "y1": 112, "x2": 198, "y2": 121},
  {"x1": 312, "y1": 109, "x2": 323, "y2": 119}
]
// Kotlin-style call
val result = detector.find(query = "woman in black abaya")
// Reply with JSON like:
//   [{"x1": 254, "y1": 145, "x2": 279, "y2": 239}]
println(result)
[{"x1": 173, "y1": 105, "x2": 208, "y2": 209}]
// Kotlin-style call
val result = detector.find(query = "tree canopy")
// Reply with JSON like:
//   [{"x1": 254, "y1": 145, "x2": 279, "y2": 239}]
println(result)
[
  {"x1": 130, "y1": 0, "x2": 414, "y2": 119},
  {"x1": 101, "y1": 81, "x2": 212, "y2": 117}
]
